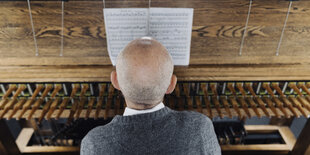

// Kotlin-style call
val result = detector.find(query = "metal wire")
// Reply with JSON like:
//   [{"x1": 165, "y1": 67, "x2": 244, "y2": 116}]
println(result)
[
  {"x1": 276, "y1": 1, "x2": 292, "y2": 56},
  {"x1": 60, "y1": 1, "x2": 64, "y2": 56},
  {"x1": 147, "y1": 0, "x2": 151, "y2": 36},
  {"x1": 239, "y1": 0, "x2": 252, "y2": 56},
  {"x1": 27, "y1": 0, "x2": 39, "y2": 56}
]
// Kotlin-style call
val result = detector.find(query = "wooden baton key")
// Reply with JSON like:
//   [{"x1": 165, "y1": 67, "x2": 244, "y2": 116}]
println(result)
[
  {"x1": 85, "y1": 97, "x2": 95, "y2": 119},
  {"x1": 0, "y1": 84, "x2": 17, "y2": 109},
  {"x1": 272, "y1": 83, "x2": 299, "y2": 117},
  {"x1": 18, "y1": 84, "x2": 43, "y2": 119},
  {"x1": 95, "y1": 84, "x2": 106, "y2": 119},
  {"x1": 201, "y1": 83, "x2": 212, "y2": 118},
  {"x1": 263, "y1": 83, "x2": 288, "y2": 118},
  {"x1": 0, "y1": 85, "x2": 26, "y2": 119},
  {"x1": 104, "y1": 85, "x2": 115, "y2": 120}
]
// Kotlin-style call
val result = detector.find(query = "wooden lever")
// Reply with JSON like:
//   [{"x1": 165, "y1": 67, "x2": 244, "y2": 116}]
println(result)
[
  {"x1": 210, "y1": 83, "x2": 218, "y2": 96},
  {"x1": 0, "y1": 85, "x2": 26, "y2": 119},
  {"x1": 247, "y1": 97, "x2": 261, "y2": 118},
  {"x1": 274, "y1": 97, "x2": 289, "y2": 118},
  {"x1": 236, "y1": 83, "x2": 251, "y2": 118},
  {"x1": 95, "y1": 98, "x2": 103, "y2": 120},
  {"x1": 298, "y1": 83, "x2": 310, "y2": 105},
  {"x1": 201, "y1": 83, "x2": 212, "y2": 118},
  {"x1": 66, "y1": 84, "x2": 81, "y2": 123},
  {"x1": 41, "y1": 84, "x2": 53, "y2": 99},
  {"x1": 85, "y1": 97, "x2": 95, "y2": 119},
  {"x1": 2, "y1": 84, "x2": 17, "y2": 100},
  {"x1": 50, "y1": 84, "x2": 62, "y2": 98},
  {"x1": 212, "y1": 96, "x2": 223, "y2": 118},
  {"x1": 244, "y1": 83, "x2": 263, "y2": 117},
  {"x1": 28, "y1": 84, "x2": 53, "y2": 120},
  {"x1": 227, "y1": 83, "x2": 236, "y2": 96},
  {"x1": 289, "y1": 83, "x2": 310, "y2": 113},
  {"x1": 74, "y1": 84, "x2": 89, "y2": 119},
  {"x1": 263, "y1": 83, "x2": 288, "y2": 118},
  {"x1": 195, "y1": 96, "x2": 203, "y2": 113},
  {"x1": 104, "y1": 85, "x2": 115, "y2": 120},
  {"x1": 245, "y1": 83, "x2": 269, "y2": 117},
  {"x1": 27, "y1": 99, "x2": 43, "y2": 120},
  {"x1": 80, "y1": 84, "x2": 89, "y2": 97},
  {"x1": 18, "y1": 85, "x2": 43, "y2": 120},
  {"x1": 183, "y1": 83, "x2": 193, "y2": 110},
  {"x1": 70, "y1": 84, "x2": 80, "y2": 98},
  {"x1": 209, "y1": 83, "x2": 222, "y2": 118},
  {"x1": 221, "y1": 97, "x2": 232, "y2": 118},
  {"x1": 289, "y1": 97, "x2": 307, "y2": 117},
  {"x1": 0, "y1": 84, "x2": 17, "y2": 109},
  {"x1": 8, "y1": 98, "x2": 26, "y2": 119},
  {"x1": 272, "y1": 83, "x2": 299, "y2": 117},
  {"x1": 289, "y1": 83, "x2": 303, "y2": 96},
  {"x1": 95, "y1": 84, "x2": 106, "y2": 120},
  {"x1": 46, "y1": 98, "x2": 61, "y2": 120},
  {"x1": 264, "y1": 98, "x2": 280, "y2": 118},
  {"x1": 38, "y1": 99, "x2": 57, "y2": 123},
  {"x1": 296, "y1": 96, "x2": 310, "y2": 113},
  {"x1": 236, "y1": 83, "x2": 246, "y2": 96},
  {"x1": 238, "y1": 97, "x2": 251, "y2": 118},
  {"x1": 67, "y1": 99, "x2": 78, "y2": 124},
  {"x1": 45, "y1": 85, "x2": 63, "y2": 120},
  {"x1": 75, "y1": 97, "x2": 86, "y2": 119},
  {"x1": 55, "y1": 97, "x2": 69, "y2": 119},
  {"x1": 255, "y1": 97, "x2": 270, "y2": 117},
  {"x1": 229, "y1": 97, "x2": 242, "y2": 118}
]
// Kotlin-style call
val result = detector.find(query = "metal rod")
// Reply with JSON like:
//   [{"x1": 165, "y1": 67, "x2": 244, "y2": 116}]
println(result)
[
  {"x1": 27, "y1": 0, "x2": 39, "y2": 56},
  {"x1": 276, "y1": 1, "x2": 292, "y2": 56},
  {"x1": 60, "y1": 1, "x2": 64, "y2": 56},
  {"x1": 239, "y1": 0, "x2": 252, "y2": 56}
]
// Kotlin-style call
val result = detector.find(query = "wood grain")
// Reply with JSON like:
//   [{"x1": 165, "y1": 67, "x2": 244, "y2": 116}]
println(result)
[{"x1": 1, "y1": 0, "x2": 310, "y2": 81}]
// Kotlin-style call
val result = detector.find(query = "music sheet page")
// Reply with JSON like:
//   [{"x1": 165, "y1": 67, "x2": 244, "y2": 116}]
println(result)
[{"x1": 104, "y1": 8, "x2": 193, "y2": 66}]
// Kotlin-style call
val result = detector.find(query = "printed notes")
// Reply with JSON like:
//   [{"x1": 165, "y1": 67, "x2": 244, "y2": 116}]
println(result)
[{"x1": 104, "y1": 8, "x2": 193, "y2": 65}]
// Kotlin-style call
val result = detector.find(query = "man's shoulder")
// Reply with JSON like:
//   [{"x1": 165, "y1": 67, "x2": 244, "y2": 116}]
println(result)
[
  {"x1": 82, "y1": 122, "x2": 114, "y2": 143},
  {"x1": 170, "y1": 109, "x2": 213, "y2": 129},
  {"x1": 173, "y1": 109, "x2": 212, "y2": 123}
]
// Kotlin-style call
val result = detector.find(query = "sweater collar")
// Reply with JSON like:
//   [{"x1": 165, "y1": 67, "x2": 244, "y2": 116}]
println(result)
[
  {"x1": 123, "y1": 102, "x2": 165, "y2": 116},
  {"x1": 112, "y1": 107, "x2": 172, "y2": 124}
]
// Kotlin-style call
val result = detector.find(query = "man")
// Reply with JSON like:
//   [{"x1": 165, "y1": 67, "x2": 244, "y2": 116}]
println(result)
[{"x1": 81, "y1": 37, "x2": 221, "y2": 155}]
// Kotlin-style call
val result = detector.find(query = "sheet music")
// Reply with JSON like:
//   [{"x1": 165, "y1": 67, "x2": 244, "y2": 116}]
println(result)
[{"x1": 104, "y1": 8, "x2": 193, "y2": 66}]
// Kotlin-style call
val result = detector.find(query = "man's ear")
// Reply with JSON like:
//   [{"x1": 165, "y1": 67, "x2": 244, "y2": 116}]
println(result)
[
  {"x1": 111, "y1": 71, "x2": 121, "y2": 90},
  {"x1": 165, "y1": 75, "x2": 177, "y2": 94}
]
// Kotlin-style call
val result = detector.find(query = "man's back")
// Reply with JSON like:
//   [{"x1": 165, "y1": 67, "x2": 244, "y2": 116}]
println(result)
[{"x1": 81, "y1": 107, "x2": 221, "y2": 155}]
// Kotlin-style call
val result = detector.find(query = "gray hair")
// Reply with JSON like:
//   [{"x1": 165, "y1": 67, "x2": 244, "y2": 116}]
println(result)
[{"x1": 116, "y1": 38, "x2": 174, "y2": 105}]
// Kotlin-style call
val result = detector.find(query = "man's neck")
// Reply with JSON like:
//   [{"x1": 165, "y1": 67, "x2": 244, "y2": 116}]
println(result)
[{"x1": 125, "y1": 99, "x2": 161, "y2": 110}]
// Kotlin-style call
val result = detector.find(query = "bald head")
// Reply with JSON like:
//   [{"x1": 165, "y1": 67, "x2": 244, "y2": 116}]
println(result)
[{"x1": 113, "y1": 37, "x2": 175, "y2": 106}]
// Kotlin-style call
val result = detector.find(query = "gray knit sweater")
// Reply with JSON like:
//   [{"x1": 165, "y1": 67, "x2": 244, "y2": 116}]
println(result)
[{"x1": 81, "y1": 107, "x2": 221, "y2": 155}]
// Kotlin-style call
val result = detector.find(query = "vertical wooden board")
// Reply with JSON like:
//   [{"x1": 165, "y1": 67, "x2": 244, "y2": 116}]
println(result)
[{"x1": 0, "y1": 2, "x2": 35, "y2": 57}]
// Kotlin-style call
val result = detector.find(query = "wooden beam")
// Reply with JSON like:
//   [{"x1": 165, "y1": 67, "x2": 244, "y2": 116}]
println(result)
[
  {"x1": 0, "y1": 120, "x2": 21, "y2": 155},
  {"x1": 291, "y1": 118, "x2": 310, "y2": 155}
]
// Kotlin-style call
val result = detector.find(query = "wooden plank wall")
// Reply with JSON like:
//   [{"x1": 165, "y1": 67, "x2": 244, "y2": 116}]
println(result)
[{"x1": 0, "y1": 0, "x2": 310, "y2": 82}]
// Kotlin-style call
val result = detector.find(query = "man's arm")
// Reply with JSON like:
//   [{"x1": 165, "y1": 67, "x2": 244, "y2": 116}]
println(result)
[
  {"x1": 80, "y1": 136, "x2": 96, "y2": 155},
  {"x1": 202, "y1": 117, "x2": 221, "y2": 155}
]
